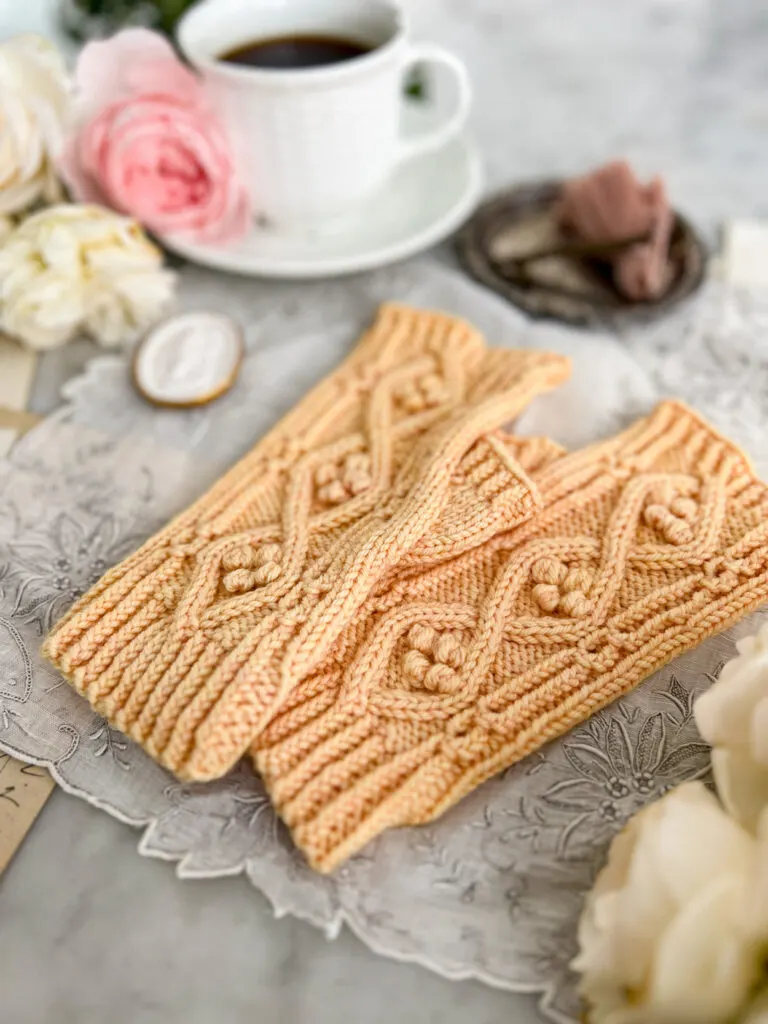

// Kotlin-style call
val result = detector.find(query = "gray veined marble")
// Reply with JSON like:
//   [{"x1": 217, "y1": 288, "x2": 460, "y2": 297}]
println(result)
[{"x1": 2, "y1": 0, "x2": 768, "y2": 1021}]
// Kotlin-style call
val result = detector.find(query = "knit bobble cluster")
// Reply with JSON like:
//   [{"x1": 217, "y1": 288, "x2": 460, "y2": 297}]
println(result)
[
  {"x1": 222, "y1": 543, "x2": 283, "y2": 593},
  {"x1": 403, "y1": 623, "x2": 466, "y2": 694},
  {"x1": 531, "y1": 556, "x2": 594, "y2": 618},
  {"x1": 393, "y1": 372, "x2": 449, "y2": 414},
  {"x1": 315, "y1": 452, "x2": 373, "y2": 506},
  {"x1": 643, "y1": 482, "x2": 698, "y2": 545}
]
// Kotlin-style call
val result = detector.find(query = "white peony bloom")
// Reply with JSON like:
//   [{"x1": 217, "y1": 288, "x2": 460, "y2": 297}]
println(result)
[
  {"x1": 696, "y1": 622, "x2": 768, "y2": 832},
  {"x1": 573, "y1": 783, "x2": 768, "y2": 1024},
  {"x1": 0, "y1": 34, "x2": 71, "y2": 215},
  {"x1": 0, "y1": 204, "x2": 176, "y2": 350}
]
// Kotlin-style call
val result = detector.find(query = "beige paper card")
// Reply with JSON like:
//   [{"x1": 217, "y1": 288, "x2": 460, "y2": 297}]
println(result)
[
  {"x1": 0, "y1": 754, "x2": 56, "y2": 873},
  {"x1": 0, "y1": 404, "x2": 55, "y2": 875},
  {"x1": 0, "y1": 335, "x2": 36, "y2": 412},
  {"x1": 0, "y1": 407, "x2": 39, "y2": 434}
]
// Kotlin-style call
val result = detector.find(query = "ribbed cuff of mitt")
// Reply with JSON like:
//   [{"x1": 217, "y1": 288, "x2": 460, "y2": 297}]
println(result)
[
  {"x1": 43, "y1": 304, "x2": 570, "y2": 783},
  {"x1": 252, "y1": 401, "x2": 768, "y2": 872}
]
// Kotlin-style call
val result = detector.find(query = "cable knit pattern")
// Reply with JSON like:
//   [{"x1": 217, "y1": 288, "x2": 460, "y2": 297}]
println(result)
[
  {"x1": 252, "y1": 402, "x2": 768, "y2": 872},
  {"x1": 43, "y1": 305, "x2": 570, "y2": 780}
]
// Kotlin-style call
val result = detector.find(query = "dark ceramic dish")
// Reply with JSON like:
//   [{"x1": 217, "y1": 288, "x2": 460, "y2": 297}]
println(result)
[{"x1": 457, "y1": 180, "x2": 707, "y2": 327}]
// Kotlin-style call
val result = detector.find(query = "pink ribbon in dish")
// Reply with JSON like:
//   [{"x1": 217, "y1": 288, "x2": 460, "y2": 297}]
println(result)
[{"x1": 557, "y1": 160, "x2": 674, "y2": 302}]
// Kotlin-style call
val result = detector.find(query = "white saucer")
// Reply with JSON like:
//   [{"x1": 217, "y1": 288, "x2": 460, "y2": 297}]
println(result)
[{"x1": 160, "y1": 135, "x2": 482, "y2": 279}]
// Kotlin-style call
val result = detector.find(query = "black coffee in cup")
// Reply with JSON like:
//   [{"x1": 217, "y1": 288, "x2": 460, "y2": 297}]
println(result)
[{"x1": 220, "y1": 34, "x2": 371, "y2": 69}]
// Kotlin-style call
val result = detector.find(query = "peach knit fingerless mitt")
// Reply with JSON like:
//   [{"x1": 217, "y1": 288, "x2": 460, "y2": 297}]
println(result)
[
  {"x1": 43, "y1": 305, "x2": 570, "y2": 780},
  {"x1": 253, "y1": 401, "x2": 768, "y2": 871}
]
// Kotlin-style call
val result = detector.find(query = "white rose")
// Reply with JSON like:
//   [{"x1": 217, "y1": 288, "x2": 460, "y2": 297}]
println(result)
[
  {"x1": 0, "y1": 34, "x2": 71, "y2": 215},
  {"x1": 0, "y1": 204, "x2": 176, "y2": 350},
  {"x1": 696, "y1": 622, "x2": 768, "y2": 832},
  {"x1": 573, "y1": 783, "x2": 768, "y2": 1024}
]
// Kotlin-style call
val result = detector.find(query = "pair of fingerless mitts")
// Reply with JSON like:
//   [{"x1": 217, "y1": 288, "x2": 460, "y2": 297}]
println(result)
[{"x1": 45, "y1": 305, "x2": 768, "y2": 872}]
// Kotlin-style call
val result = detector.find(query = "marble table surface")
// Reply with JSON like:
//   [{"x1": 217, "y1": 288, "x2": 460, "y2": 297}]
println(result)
[{"x1": 2, "y1": 1, "x2": 768, "y2": 1021}]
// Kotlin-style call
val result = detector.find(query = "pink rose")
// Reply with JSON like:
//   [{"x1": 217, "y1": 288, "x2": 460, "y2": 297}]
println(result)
[{"x1": 60, "y1": 29, "x2": 251, "y2": 245}]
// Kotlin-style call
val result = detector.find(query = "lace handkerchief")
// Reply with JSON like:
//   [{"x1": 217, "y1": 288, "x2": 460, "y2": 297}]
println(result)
[{"x1": 0, "y1": 261, "x2": 765, "y2": 1023}]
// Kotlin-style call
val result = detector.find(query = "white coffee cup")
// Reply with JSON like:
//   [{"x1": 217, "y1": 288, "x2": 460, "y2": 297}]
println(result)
[{"x1": 177, "y1": 0, "x2": 471, "y2": 229}]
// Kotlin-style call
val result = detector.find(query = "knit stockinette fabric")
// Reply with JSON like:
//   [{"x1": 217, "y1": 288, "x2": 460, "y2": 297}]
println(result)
[
  {"x1": 252, "y1": 401, "x2": 768, "y2": 872},
  {"x1": 43, "y1": 304, "x2": 570, "y2": 781}
]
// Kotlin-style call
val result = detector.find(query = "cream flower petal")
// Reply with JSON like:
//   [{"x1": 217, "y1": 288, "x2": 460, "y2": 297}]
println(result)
[
  {"x1": 743, "y1": 989, "x2": 768, "y2": 1024},
  {"x1": 574, "y1": 784, "x2": 768, "y2": 1024},
  {"x1": 645, "y1": 785, "x2": 755, "y2": 902},
  {"x1": 574, "y1": 800, "x2": 676, "y2": 995},
  {"x1": 650, "y1": 875, "x2": 760, "y2": 1024},
  {"x1": 0, "y1": 178, "x2": 43, "y2": 216},
  {"x1": 74, "y1": 28, "x2": 199, "y2": 111},
  {"x1": 697, "y1": 657, "x2": 768, "y2": 749},
  {"x1": 741, "y1": 810, "x2": 768, "y2": 945},
  {"x1": 4, "y1": 276, "x2": 84, "y2": 350},
  {"x1": 84, "y1": 291, "x2": 132, "y2": 347},
  {"x1": 696, "y1": 623, "x2": 768, "y2": 832},
  {"x1": 712, "y1": 748, "x2": 768, "y2": 833},
  {"x1": 612, "y1": 825, "x2": 677, "y2": 986},
  {"x1": 0, "y1": 204, "x2": 175, "y2": 350},
  {"x1": 0, "y1": 35, "x2": 70, "y2": 215},
  {"x1": 751, "y1": 694, "x2": 768, "y2": 765},
  {"x1": 111, "y1": 270, "x2": 176, "y2": 311},
  {"x1": 0, "y1": 36, "x2": 70, "y2": 150}
]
